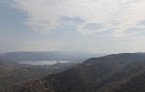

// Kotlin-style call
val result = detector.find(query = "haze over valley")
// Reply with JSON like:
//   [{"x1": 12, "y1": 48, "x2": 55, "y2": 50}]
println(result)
[{"x1": 0, "y1": 51, "x2": 105, "y2": 65}]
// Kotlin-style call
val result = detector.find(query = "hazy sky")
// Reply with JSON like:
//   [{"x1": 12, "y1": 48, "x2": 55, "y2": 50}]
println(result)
[{"x1": 1, "y1": 0, "x2": 145, "y2": 53}]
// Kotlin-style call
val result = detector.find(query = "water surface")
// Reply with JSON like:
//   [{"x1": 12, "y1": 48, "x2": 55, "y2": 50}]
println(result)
[{"x1": 19, "y1": 60, "x2": 70, "y2": 65}]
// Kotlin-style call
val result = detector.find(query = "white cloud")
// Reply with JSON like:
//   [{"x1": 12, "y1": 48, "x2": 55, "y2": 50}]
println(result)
[{"x1": 12, "y1": 0, "x2": 145, "y2": 37}]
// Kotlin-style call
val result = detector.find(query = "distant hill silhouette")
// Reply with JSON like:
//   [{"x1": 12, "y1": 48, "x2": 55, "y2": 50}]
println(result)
[{"x1": 0, "y1": 51, "x2": 105, "y2": 64}]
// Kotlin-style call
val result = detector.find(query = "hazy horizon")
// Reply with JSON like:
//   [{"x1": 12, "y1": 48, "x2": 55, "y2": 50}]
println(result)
[
  {"x1": 0, "y1": 50, "x2": 144, "y2": 55},
  {"x1": 1, "y1": 0, "x2": 145, "y2": 53}
]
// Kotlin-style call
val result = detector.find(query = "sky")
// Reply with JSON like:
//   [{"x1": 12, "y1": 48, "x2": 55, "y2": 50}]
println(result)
[{"x1": 1, "y1": 0, "x2": 145, "y2": 54}]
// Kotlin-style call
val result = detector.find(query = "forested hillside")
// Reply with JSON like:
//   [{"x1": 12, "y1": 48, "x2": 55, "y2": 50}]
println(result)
[{"x1": 12, "y1": 53, "x2": 145, "y2": 92}]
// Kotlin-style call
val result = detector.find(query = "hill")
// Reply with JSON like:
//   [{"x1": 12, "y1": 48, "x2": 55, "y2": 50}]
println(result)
[
  {"x1": 12, "y1": 53, "x2": 145, "y2": 92},
  {"x1": 0, "y1": 59, "x2": 74, "y2": 92}
]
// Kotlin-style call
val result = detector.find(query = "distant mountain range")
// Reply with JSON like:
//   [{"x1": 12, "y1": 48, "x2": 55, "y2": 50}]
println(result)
[
  {"x1": 11, "y1": 53, "x2": 145, "y2": 92},
  {"x1": 0, "y1": 51, "x2": 106, "y2": 64}
]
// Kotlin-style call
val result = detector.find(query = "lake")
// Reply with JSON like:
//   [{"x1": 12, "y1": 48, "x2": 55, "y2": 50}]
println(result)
[{"x1": 18, "y1": 60, "x2": 70, "y2": 65}]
